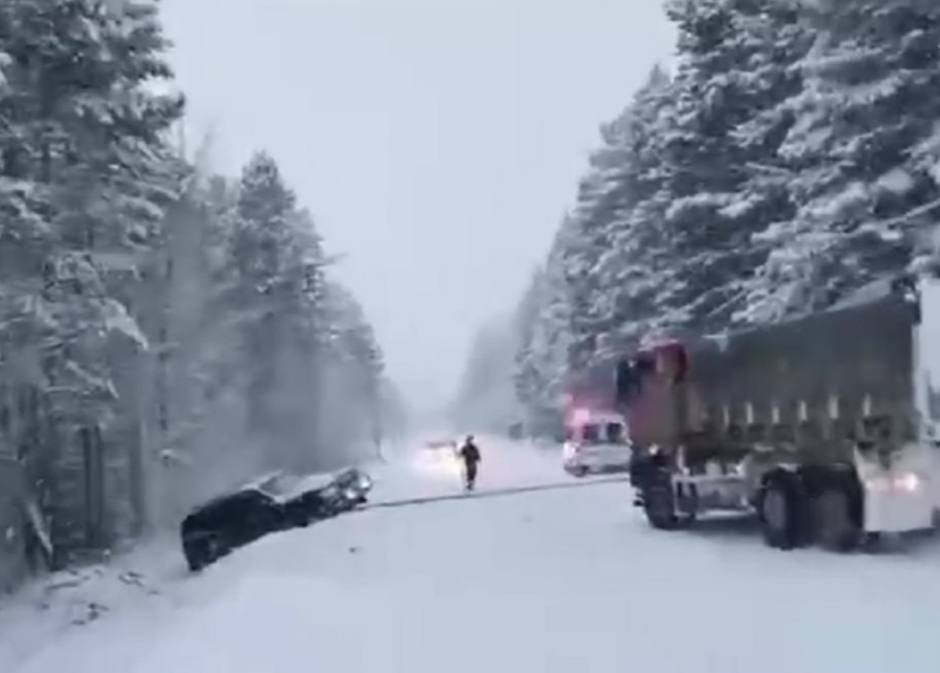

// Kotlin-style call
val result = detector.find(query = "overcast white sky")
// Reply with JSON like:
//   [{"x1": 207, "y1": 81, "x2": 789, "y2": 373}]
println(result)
[{"x1": 160, "y1": 0, "x2": 676, "y2": 412}]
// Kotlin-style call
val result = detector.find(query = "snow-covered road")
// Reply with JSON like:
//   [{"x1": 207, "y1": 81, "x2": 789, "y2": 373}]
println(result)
[{"x1": 4, "y1": 438, "x2": 940, "y2": 673}]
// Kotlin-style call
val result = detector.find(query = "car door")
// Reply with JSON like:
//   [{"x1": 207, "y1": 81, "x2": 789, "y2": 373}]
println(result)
[{"x1": 223, "y1": 491, "x2": 279, "y2": 547}]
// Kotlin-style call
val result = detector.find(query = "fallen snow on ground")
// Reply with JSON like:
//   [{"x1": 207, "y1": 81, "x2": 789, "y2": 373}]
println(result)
[
  {"x1": 4, "y1": 437, "x2": 940, "y2": 673},
  {"x1": 0, "y1": 538, "x2": 188, "y2": 668}
]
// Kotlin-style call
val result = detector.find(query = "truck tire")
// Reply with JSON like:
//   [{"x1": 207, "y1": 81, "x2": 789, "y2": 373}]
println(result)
[
  {"x1": 814, "y1": 485, "x2": 861, "y2": 552},
  {"x1": 759, "y1": 472, "x2": 806, "y2": 550},
  {"x1": 642, "y1": 470, "x2": 679, "y2": 530}
]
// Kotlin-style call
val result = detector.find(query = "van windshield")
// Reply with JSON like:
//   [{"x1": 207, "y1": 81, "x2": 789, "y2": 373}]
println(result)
[
  {"x1": 581, "y1": 423, "x2": 600, "y2": 443},
  {"x1": 577, "y1": 422, "x2": 627, "y2": 444},
  {"x1": 606, "y1": 422, "x2": 625, "y2": 444}
]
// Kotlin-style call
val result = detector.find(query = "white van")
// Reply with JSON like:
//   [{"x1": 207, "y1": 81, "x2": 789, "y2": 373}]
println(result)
[{"x1": 562, "y1": 410, "x2": 632, "y2": 477}]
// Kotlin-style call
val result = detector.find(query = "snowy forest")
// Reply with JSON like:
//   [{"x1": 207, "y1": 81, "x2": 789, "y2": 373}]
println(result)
[
  {"x1": 454, "y1": 0, "x2": 940, "y2": 436},
  {"x1": 0, "y1": 0, "x2": 405, "y2": 573}
]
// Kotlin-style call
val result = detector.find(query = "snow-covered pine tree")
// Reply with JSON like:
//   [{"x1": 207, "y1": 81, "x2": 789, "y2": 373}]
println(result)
[
  {"x1": 198, "y1": 149, "x2": 386, "y2": 475},
  {"x1": 513, "y1": 223, "x2": 575, "y2": 438},
  {"x1": 511, "y1": 1, "x2": 811, "y2": 426},
  {"x1": 745, "y1": 0, "x2": 940, "y2": 320},
  {"x1": 451, "y1": 317, "x2": 519, "y2": 433},
  {"x1": 590, "y1": 64, "x2": 676, "y2": 343},
  {"x1": 0, "y1": 0, "x2": 183, "y2": 561},
  {"x1": 561, "y1": 106, "x2": 637, "y2": 369},
  {"x1": 656, "y1": 0, "x2": 812, "y2": 331},
  {"x1": 266, "y1": 206, "x2": 333, "y2": 471},
  {"x1": 512, "y1": 267, "x2": 548, "y2": 429},
  {"x1": 316, "y1": 281, "x2": 385, "y2": 465},
  {"x1": 377, "y1": 377, "x2": 409, "y2": 444},
  {"x1": 229, "y1": 151, "x2": 298, "y2": 445}
]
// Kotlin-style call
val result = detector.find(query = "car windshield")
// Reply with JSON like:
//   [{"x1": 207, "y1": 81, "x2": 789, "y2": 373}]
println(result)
[{"x1": 254, "y1": 474, "x2": 300, "y2": 497}]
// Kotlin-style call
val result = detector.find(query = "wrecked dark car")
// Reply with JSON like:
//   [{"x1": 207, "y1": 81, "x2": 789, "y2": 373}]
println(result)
[
  {"x1": 180, "y1": 467, "x2": 373, "y2": 572},
  {"x1": 180, "y1": 485, "x2": 284, "y2": 572}
]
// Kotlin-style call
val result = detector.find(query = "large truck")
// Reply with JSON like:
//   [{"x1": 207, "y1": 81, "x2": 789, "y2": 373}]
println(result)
[{"x1": 621, "y1": 274, "x2": 940, "y2": 551}]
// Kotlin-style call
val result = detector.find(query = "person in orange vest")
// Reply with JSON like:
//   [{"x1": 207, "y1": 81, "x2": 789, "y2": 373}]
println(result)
[{"x1": 458, "y1": 435, "x2": 482, "y2": 491}]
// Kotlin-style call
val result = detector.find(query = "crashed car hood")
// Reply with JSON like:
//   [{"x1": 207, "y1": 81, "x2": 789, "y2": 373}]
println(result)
[{"x1": 267, "y1": 473, "x2": 337, "y2": 503}]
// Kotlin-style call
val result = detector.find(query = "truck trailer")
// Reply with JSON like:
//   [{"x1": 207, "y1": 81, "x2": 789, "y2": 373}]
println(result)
[{"x1": 622, "y1": 274, "x2": 940, "y2": 551}]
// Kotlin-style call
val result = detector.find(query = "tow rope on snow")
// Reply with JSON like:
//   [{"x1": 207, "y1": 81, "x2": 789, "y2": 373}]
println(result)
[{"x1": 362, "y1": 476, "x2": 630, "y2": 511}]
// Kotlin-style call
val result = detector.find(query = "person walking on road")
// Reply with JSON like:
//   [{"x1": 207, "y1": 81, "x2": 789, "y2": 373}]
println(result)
[{"x1": 458, "y1": 435, "x2": 482, "y2": 491}]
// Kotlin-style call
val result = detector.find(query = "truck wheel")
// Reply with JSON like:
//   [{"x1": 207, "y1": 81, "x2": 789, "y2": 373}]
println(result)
[
  {"x1": 642, "y1": 472, "x2": 679, "y2": 530},
  {"x1": 759, "y1": 473, "x2": 805, "y2": 550},
  {"x1": 814, "y1": 486, "x2": 861, "y2": 552}
]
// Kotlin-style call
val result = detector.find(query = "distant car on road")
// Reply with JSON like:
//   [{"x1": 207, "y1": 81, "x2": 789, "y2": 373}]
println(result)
[
  {"x1": 180, "y1": 467, "x2": 373, "y2": 571},
  {"x1": 425, "y1": 438, "x2": 457, "y2": 451},
  {"x1": 563, "y1": 411, "x2": 632, "y2": 477}
]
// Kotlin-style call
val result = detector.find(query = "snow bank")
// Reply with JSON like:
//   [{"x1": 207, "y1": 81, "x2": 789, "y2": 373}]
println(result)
[{"x1": 0, "y1": 538, "x2": 186, "y2": 669}]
